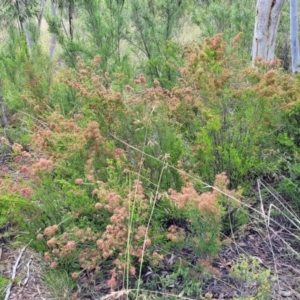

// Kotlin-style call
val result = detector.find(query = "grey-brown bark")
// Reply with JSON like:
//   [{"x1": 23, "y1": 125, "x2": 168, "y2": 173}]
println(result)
[
  {"x1": 17, "y1": 0, "x2": 33, "y2": 56},
  {"x1": 290, "y1": 0, "x2": 299, "y2": 73},
  {"x1": 38, "y1": 0, "x2": 46, "y2": 28},
  {"x1": 68, "y1": 0, "x2": 74, "y2": 40},
  {"x1": 252, "y1": 0, "x2": 286, "y2": 65}
]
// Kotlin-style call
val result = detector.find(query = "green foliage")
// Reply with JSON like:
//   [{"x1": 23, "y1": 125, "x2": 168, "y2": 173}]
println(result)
[
  {"x1": 131, "y1": 113, "x2": 185, "y2": 191},
  {"x1": 0, "y1": 275, "x2": 8, "y2": 299},
  {"x1": 80, "y1": 0, "x2": 127, "y2": 68},
  {"x1": 151, "y1": 259, "x2": 202, "y2": 297},
  {"x1": 193, "y1": 89, "x2": 279, "y2": 187},
  {"x1": 184, "y1": 204, "x2": 221, "y2": 256},
  {"x1": 2, "y1": 1, "x2": 300, "y2": 297},
  {"x1": 47, "y1": 0, "x2": 132, "y2": 76},
  {"x1": 26, "y1": 113, "x2": 227, "y2": 286},
  {"x1": 146, "y1": 40, "x2": 183, "y2": 88},
  {"x1": 192, "y1": 0, "x2": 255, "y2": 51},
  {"x1": 33, "y1": 179, "x2": 92, "y2": 223},
  {"x1": 0, "y1": 28, "x2": 28, "y2": 89},
  {"x1": 0, "y1": 193, "x2": 39, "y2": 233},
  {"x1": 222, "y1": 205, "x2": 249, "y2": 235},
  {"x1": 275, "y1": 96, "x2": 300, "y2": 210},
  {"x1": 276, "y1": 1, "x2": 292, "y2": 70},
  {"x1": 277, "y1": 101, "x2": 300, "y2": 154},
  {"x1": 42, "y1": 269, "x2": 76, "y2": 300},
  {"x1": 50, "y1": 81, "x2": 78, "y2": 115},
  {"x1": 0, "y1": 0, "x2": 39, "y2": 28},
  {"x1": 129, "y1": 0, "x2": 186, "y2": 87},
  {"x1": 231, "y1": 256, "x2": 272, "y2": 300},
  {"x1": 0, "y1": 27, "x2": 53, "y2": 115},
  {"x1": 171, "y1": 35, "x2": 287, "y2": 188},
  {"x1": 47, "y1": 0, "x2": 188, "y2": 86},
  {"x1": 277, "y1": 161, "x2": 300, "y2": 210},
  {"x1": 150, "y1": 195, "x2": 221, "y2": 257}
]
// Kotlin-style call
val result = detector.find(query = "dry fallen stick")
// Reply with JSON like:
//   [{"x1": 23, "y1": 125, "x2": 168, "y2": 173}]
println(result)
[
  {"x1": 37, "y1": 284, "x2": 48, "y2": 300},
  {"x1": 15, "y1": 255, "x2": 33, "y2": 297},
  {"x1": 4, "y1": 240, "x2": 32, "y2": 300},
  {"x1": 23, "y1": 256, "x2": 33, "y2": 286}
]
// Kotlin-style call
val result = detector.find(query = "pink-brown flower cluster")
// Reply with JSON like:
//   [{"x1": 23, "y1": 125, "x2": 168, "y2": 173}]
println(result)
[
  {"x1": 30, "y1": 158, "x2": 54, "y2": 182},
  {"x1": 44, "y1": 224, "x2": 59, "y2": 236},
  {"x1": 166, "y1": 225, "x2": 186, "y2": 243}
]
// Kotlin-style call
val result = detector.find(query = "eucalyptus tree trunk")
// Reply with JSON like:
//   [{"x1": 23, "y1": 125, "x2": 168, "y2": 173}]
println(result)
[
  {"x1": 17, "y1": 0, "x2": 33, "y2": 56},
  {"x1": 68, "y1": 0, "x2": 74, "y2": 40},
  {"x1": 290, "y1": 0, "x2": 299, "y2": 73},
  {"x1": 38, "y1": 0, "x2": 46, "y2": 28},
  {"x1": 252, "y1": 0, "x2": 285, "y2": 65},
  {"x1": 148, "y1": 0, "x2": 155, "y2": 15},
  {"x1": 49, "y1": 0, "x2": 57, "y2": 59}
]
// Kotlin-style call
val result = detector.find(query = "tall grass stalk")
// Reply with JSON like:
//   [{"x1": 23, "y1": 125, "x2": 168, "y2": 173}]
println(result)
[
  {"x1": 124, "y1": 105, "x2": 157, "y2": 296},
  {"x1": 258, "y1": 180, "x2": 281, "y2": 291},
  {"x1": 135, "y1": 155, "x2": 168, "y2": 299}
]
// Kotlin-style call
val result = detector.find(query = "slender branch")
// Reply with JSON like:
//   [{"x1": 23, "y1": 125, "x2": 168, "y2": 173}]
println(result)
[{"x1": 0, "y1": 80, "x2": 8, "y2": 128}]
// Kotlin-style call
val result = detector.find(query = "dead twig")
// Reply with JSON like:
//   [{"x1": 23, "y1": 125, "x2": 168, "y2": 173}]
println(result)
[
  {"x1": 4, "y1": 240, "x2": 32, "y2": 300},
  {"x1": 23, "y1": 256, "x2": 33, "y2": 287}
]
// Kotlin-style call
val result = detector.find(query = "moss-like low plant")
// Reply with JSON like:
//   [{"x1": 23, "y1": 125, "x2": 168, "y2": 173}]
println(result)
[{"x1": 230, "y1": 255, "x2": 272, "y2": 300}]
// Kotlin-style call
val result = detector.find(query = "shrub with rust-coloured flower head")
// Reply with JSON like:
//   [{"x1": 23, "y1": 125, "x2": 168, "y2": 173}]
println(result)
[
  {"x1": 44, "y1": 252, "x2": 51, "y2": 262},
  {"x1": 129, "y1": 266, "x2": 136, "y2": 276},
  {"x1": 71, "y1": 272, "x2": 79, "y2": 279},
  {"x1": 144, "y1": 238, "x2": 151, "y2": 247},
  {"x1": 20, "y1": 187, "x2": 33, "y2": 199},
  {"x1": 47, "y1": 237, "x2": 57, "y2": 247},
  {"x1": 44, "y1": 225, "x2": 59, "y2": 236},
  {"x1": 50, "y1": 261, "x2": 58, "y2": 269},
  {"x1": 75, "y1": 178, "x2": 83, "y2": 185},
  {"x1": 66, "y1": 240, "x2": 76, "y2": 250},
  {"x1": 37, "y1": 233, "x2": 43, "y2": 240},
  {"x1": 94, "y1": 203, "x2": 102, "y2": 210},
  {"x1": 20, "y1": 166, "x2": 29, "y2": 174},
  {"x1": 12, "y1": 143, "x2": 23, "y2": 153},
  {"x1": 166, "y1": 225, "x2": 186, "y2": 243},
  {"x1": 107, "y1": 274, "x2": 117, "y2": 290},
  {"x1": 139, "y1": 74, "x2": 146, "y2": 83},
  {"x1": 92, "y1": 55, "x2": 101, "y2": 66}
]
